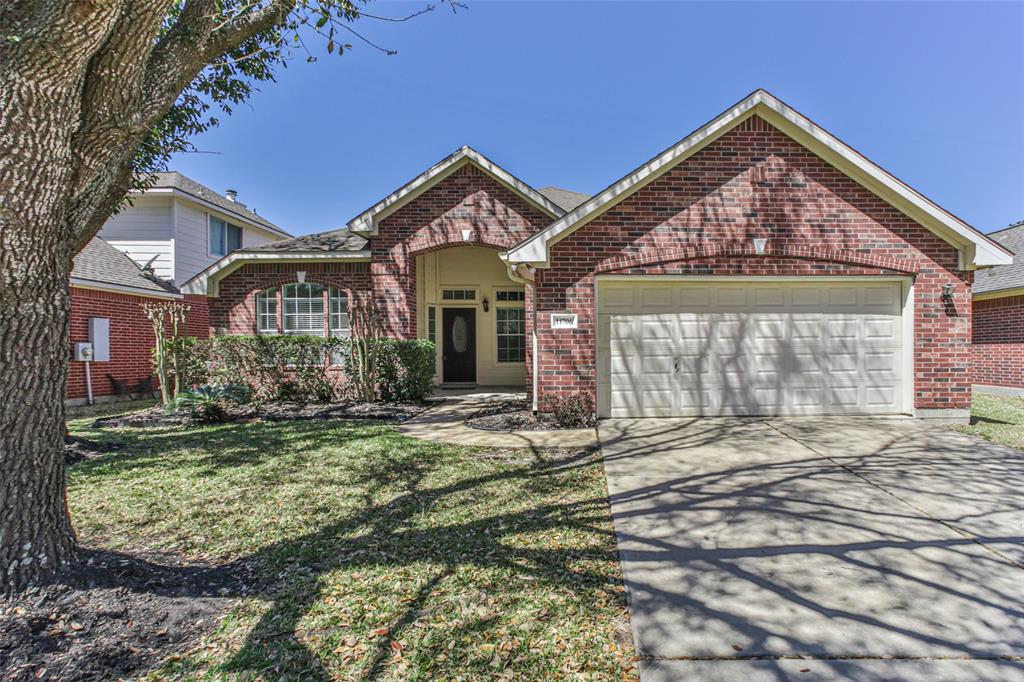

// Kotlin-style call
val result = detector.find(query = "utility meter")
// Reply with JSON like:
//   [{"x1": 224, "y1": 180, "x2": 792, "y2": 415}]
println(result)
[{"x1": 74, "y1": 342, "x2": 94, "y2": 361}]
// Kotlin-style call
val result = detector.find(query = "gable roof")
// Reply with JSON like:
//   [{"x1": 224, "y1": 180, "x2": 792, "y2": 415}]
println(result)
[
  {"x1": 72, "y1": 237, "x2": 181, "y2": 298},
  {"x1": 538, "y1": 186, "x2": 591, "y2": 212},
  {"x1": 346, "y1": 146, "x2": 565, "y2": 236},
  {"x1": 974, "y1": 220, "x2": 1024, "y2": 296},
  {"x1": 147, "y1": 172, "x2": 291, "y2": 238},
  {"x1": 504, "y1": 89, "x2": 1012, "y2": 269}
]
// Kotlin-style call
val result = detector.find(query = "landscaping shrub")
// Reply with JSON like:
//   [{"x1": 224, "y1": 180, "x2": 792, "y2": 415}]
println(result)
[
  {"x1": 187, "y1": 336, "x2": 434, "y2": 404},
  {"x1": 169, "y1": 384, "x2": 251, "y2": 423},
  {"x1": 543, "y1": 391, "x2": 597, "y2": 428},
  {"x1": 374, "y1": 339, "x2": 436, "y2": 402},
  {"x1": 195, "y1": 336, "x2": 345, "y2": 403}
]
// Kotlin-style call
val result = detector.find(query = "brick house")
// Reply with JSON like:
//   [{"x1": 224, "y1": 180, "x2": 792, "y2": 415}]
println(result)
[
  {"x1": 183, "y1": 90, "x2": 1011, "y2": 421},
  {"x1": 972, "y1": 220, "x2": 1024, "y2": 391},
  {"x1": 68, "y1": 237, "x2": 208, "y2": 404}
]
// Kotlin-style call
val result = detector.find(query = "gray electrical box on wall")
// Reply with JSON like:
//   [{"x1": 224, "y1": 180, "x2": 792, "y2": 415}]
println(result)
[{"x1": 88, "y1": 317, "x2": 110, "y2": 362}]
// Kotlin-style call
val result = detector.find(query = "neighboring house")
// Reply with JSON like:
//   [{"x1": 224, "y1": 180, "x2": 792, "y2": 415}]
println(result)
[
  {"x1": 972, "y1": 220, "x2": 1024, "y2": 390},
  {"x1": 183, "y1": 90, "x2": 1011, "y2": 421},
  {"x1": 99, "y1": 172, "x2": 291, "y2": 286},
  {"x1": 68, "y1": 237, "x2": 208, "y2": 404}
]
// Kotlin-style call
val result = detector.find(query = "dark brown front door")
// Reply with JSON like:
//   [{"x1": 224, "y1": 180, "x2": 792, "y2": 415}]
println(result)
[{"x1": 442, "y1": 307, "x2": 476, "y2": 383}]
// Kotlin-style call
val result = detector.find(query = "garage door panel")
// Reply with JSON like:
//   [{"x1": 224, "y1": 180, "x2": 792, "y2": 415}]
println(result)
[{"x1": 602, "y1": 280, "x2": 907, "y2": 417}]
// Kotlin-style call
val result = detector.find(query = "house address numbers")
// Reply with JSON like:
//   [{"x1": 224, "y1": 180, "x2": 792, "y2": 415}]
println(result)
[{"x1": 550, "y1": 313, "x2": 579, "y2": 330}]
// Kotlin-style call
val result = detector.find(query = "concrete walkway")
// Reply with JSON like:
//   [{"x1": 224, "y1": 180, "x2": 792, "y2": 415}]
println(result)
[
  {"x1": 600, "y1": 417, "x2": 1024, "y2": 681},
  {"x1": 398, "y1": 391, "x2": 599, "y2": 448}
]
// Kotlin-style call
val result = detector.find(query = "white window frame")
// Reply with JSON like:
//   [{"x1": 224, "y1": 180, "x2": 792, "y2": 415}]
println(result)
[
  {"x1": 495, "y1": 305, "x2": 526, "y2": 364},
  {"x1": 441, "y1": 288, "x2": 477, "y2": 302},
  {"x1": 256, "y1": 287, "x2": 278, "y2": 334},
  {"x1": 208, "y1": 214, "x2": 243, "y2": 258},
  {"x1": 282, "y1": 282, "x2": 326, "y2": 336}
]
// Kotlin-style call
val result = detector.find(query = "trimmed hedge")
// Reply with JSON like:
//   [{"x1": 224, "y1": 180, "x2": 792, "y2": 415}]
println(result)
[{"x1": 183, "y1": 335, "x2": 435, "y2": 403}]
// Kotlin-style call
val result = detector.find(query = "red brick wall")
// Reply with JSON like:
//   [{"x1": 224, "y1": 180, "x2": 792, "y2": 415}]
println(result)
[
  {"x1": 532, "y1": 115, "x2": 970, "y2": 411},
  {"x1": 973, "y1": 295, "x2": 1024, "y2": 387},
  {"x1": 67, "y1": 287, "x2": 207, "y2": 401},
  {"x1": 371, "y1": 164, "x2": 552, "y2": 338},
  {"x1": 207, "y1": 262, "x2": 372, "y2": 335}
]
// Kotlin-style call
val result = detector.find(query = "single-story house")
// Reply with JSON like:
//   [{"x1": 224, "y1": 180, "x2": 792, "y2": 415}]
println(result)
[
  {"x1": 183, "y1": 89, "x2": 1012, "y2": 421},
  {"x1": 68, "y1": 237, "x2": 208, "y2": 404},
  {"x1": 972, "y1": 220, "x2": 1024, "y2": 391}
]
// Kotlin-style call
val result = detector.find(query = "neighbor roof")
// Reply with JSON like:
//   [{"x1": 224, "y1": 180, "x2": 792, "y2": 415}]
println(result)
[
  {"x1": 242, "y1": 227, "x2": 368, "y2": 253},
  {"x1": 346, "y1": 146, "x2": 565, "y2": 236},
  {"x1": 72, "y1": 237, "x2": 181, "y2": 298},
  {"x1": 538, "y1": 186, "x2": 591, "y2": 212},
  {"x1": 504, "y1": 89, "x2": 1013, "y2": 269},
  {"x1": 148, "y1": 172, "x2": 290, "y2": 238},
  {"x1": 973, "y1": 221, "x2": 1024, "y2": 296}
]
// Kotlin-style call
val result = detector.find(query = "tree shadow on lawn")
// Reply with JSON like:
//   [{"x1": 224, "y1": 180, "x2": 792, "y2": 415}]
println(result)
[{"x1": 57, "y1": 420, "x2": 629, "y2": 680}]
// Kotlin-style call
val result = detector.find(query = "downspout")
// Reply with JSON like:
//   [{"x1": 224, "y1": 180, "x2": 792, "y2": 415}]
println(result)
[{"x1": 503, "y1": 260, "x2": 539, "y2": 412}]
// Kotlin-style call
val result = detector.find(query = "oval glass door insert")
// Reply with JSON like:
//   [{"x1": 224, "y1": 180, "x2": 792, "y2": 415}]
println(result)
[{"x1": 452, "y1": 315, "x2": 468, "y2": 353}]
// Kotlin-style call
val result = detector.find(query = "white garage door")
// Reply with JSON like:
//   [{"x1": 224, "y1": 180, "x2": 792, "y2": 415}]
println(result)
[{"x1": 597, "y1": 279, "x2": 908, "y2": 418}]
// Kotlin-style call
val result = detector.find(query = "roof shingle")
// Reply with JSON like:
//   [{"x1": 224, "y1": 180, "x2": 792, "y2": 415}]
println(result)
[
  {"x1": 72, "y1": 237, "x2": 179, "y2": 296},
  {"x1": 538, "y1": 186, "x2": 591, "y2": 212},
  {"x1": 240, "y1": 227, "x2": 368, "y2": 253},
  {"x1": 974, "y1": 220, "x2": 1024, "y2": 295},
  {"x1": 151, "y1": 172, "x2": 288, "y2": 236}
]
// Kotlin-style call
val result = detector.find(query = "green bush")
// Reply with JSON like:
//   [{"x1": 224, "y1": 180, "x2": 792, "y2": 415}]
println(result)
[
  {"x1": 373, "y1": 339, "x2": 436, "y2": 403},
  {"x1": 187, "y1": 335, "x2": 434, "y2": 404},
  {"x1": 543, "y1": 392, "x2": 597, "y2": 428},
  {"x1": 195, "y1": 335, "x2": 345, "y2": 403}
]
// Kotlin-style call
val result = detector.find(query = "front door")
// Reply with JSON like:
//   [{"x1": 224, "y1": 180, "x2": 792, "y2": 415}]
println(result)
[{"x1": 442, "y1": 307, "x2": 476, "y2": 383}]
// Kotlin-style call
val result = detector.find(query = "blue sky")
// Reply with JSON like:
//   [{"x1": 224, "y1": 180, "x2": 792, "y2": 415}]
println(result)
[{"x1": 170, "y1": 1, "x2": 1024, "y2": 237}]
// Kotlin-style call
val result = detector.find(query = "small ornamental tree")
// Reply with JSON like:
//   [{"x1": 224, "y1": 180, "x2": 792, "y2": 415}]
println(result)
[
  {"x1": 0, "y1": 0, "x2": 457, "y2": 594},
  {"x1": 143, "y1": 301, "x2": 192, "y2": 405}
]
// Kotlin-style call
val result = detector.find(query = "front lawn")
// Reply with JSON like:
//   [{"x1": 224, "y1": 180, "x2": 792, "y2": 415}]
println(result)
[
  {"x1": 955, "y1": 393, "x2": 1024, "y2": 451},
  {"x1": 64, "y1": 411, "x2": 634, "y2": 680}
]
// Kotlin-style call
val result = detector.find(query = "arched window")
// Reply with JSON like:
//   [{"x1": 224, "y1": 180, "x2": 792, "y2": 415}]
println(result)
[
  {"x1": 256, "y1": 288, "x2": 277, "y2": 335},
  {"x1": 257, "y1": 283, "x2": 349, "y2": 336}
]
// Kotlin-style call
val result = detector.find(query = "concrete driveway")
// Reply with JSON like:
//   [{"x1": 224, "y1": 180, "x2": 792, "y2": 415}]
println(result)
[{"x1": 599, "y1": 417, "x2": 1024, "y2": 681}]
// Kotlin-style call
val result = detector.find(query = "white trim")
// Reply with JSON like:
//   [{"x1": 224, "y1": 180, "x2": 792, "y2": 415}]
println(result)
[
  {"x1": 973, "y1": 287, "x2": 1024, "y2": 301},
  {"x1": 505, "y1": 90, "x2": 1011, "y2": 269},
  {"x1": 181, "y1": 250, "x2": 371, "y2": 296},
  {"x1": 71, "y1": 278, "x2": 183, "y2": 300},
  {"x1": 595, "y1": 274, "x2": 912, "y2": 283},
  {"x1": 346, "y1": 146, "x2": 564, "y2": 236},
  {"x1": 145, "y1": 187, "x2": 291, "y2": 239}
]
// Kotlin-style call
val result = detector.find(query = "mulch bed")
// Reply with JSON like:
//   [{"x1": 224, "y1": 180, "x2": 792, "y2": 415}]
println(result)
[
  {"x1": 0, "y1": 549, "x2": 251, "y2": 682},
  {"x1": 464, "y1": 399, "x2": 563, "y2": 432},
  {"x1": 93, "y1": 401, "x2": 428, "y2": 429},
  {"x1": 64, "y1": 436, "x2": 123, "y2": 465}
]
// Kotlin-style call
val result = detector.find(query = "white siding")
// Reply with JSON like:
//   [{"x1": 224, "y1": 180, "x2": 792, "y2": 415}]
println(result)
[
  {"x1": 98, "y1": 197, "x2": 174, "y2": 280},
  {"x1": 172, "y1": 198, "x2": 285, "y2": 284}
]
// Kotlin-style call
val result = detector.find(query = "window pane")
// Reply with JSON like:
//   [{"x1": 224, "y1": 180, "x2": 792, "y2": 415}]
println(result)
[
  {"x1": 329, "y1": 288, "x2": 349, "y2": 338},
  {"x1": 209, "y1": 217, "x2": 226, "y2": 256},
  {"x1": 496, "y1": 307, "x2": 525, "y2": 363},
  {"x1": 227, "y1": 224, "x2": 242, "y2": 252},
  {"x1": 496, "y1": 290, "x2": 525, "y2": 302},
  {"x1": 282, "y1": 283, "x2": 325, "y2": 336},
  {"x1": 256, "y1": 288, "x2": 277, "y2": 334}
]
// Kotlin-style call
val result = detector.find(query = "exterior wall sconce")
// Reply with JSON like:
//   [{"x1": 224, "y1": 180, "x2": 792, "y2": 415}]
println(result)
[
  {"x1": 482, "y1": 297, "x2": 490, "y2": 313},
  {"x1": 753, "y1": 238, "x2": 769, "y2": 255},
  {"x1": 941, "y1": 283, "x2": 955, "y2": 301},
  {"x1": 296, "y1": 270, "x2": 306, "y2": 284}
]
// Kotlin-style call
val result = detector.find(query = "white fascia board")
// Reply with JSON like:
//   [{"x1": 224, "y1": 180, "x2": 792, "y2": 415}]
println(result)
[
  {"x1": 346, "y1": 146, "x2": 564, "y2": 237},
  {"x1": 506, "y1": 90, "x2": 1012, "y2": 269},
  {"x1": 71, "y1": 278, "x2": 183, "y2": 300},
  {"x1": 144, "y1": 188, "x2": 292, "y2": 239},
  {"x1": 181, "y1": 250, "x2": 371, "y2": 296}
]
